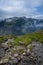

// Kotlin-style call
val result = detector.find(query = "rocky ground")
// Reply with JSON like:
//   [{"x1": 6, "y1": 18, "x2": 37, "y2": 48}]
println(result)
[{"x1": 0, "y1": 39, "x2": 43, "y2": 65}]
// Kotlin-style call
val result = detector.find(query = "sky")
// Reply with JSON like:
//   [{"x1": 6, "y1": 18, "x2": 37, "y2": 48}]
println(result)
[{"x1": 0, "y1": 0, "x2": 43, "y2": 19}]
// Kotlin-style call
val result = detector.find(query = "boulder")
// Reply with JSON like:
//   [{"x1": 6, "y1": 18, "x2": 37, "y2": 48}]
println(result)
[
  {"x1": 9, "y1": 58, "x2": 18, "y2": 65},
  {"x1": 19, "y1": 41, "x2": 25, "y2": 45},
  {"x1": 0, "y1": 48, "x2": 5, "y2": 58},
  {"x1": 0, "y1": 59, "x2": 9, "y2": 65},
  {"x1": 2, "y1": 43, "x2": 8, "y2": 51}
]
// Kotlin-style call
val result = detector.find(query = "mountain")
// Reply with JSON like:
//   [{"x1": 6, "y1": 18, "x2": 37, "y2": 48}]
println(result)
[{"x1": 0, "y1": 17, "x2": 43, "y2": 35}]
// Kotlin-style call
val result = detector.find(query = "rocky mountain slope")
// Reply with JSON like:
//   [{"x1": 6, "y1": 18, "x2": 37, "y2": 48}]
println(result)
[
  {"x1": 0, "y1": 17, "x2": 43, "y2": 35},
  {"x1": 0, "y1": 39, "x2": 43, "y2": 65},
  {"x1": 0, "y1": 31, "x2": 43, "y2": 65}
]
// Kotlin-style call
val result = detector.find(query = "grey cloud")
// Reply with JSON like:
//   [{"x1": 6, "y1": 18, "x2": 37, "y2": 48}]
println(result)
[{"x1": 0, "y1": 0, "x2": 43, "y2": 19}]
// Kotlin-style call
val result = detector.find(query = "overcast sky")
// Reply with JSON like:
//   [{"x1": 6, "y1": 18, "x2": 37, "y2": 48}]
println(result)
[{"x1": 0, "y1": 0, "x2": 43, "y2": 19}]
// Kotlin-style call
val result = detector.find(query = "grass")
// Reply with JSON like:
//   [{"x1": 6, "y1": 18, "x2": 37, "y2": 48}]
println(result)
[
  {"x1": 0, "y1": 30, "x2": 43, "y2": 46},
  {"x1": 14, "y1": 30, "x2": 43, "y2": 46},
  {"x1": 29, "y1": 45, "x2": 34, "y2": 51}
]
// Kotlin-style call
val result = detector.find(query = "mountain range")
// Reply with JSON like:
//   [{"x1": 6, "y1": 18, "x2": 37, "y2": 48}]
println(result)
[{"x1": 0, "y1": 17, "x2": 43, "y2": 35}]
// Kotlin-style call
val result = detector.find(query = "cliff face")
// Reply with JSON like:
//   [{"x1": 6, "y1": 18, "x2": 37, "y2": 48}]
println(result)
[{"x1": 0, "y1": 17, "x2": 43, "y2": 35}]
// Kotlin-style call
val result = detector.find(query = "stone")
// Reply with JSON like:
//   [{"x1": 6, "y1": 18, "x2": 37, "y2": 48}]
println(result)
[
  {"x1": 0, "y1": 48, "x2": 5, "y2": 58},
  {"x1": 0, "y1": 59, "x2": 9, "y2": 64},
  {"x1": 27, "y1": 49, "x2": 30, "y2": 53},
  {"x1": 20, "y1": 55, "x2": 23, "y2": 59},
  {"x1": 2, "y1": 43, "x2": 8, "y2": 50},
  {"x1": 23, "y1": 52, "x2": 26, "y2": 56},
  {"x1": 14, "y1": 53, "x2": 18, "y2": 58},
  {"x1": 19, "y1": 41, "x2": 25, "y2": 45},
  {"x1": 9, "y1": 58, "x2": 18, "y2": 65}
]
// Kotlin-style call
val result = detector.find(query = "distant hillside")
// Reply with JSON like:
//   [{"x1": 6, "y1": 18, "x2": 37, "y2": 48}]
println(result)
[{"x1": 0, "y1": 17, "x2": 43, "y2": 35}]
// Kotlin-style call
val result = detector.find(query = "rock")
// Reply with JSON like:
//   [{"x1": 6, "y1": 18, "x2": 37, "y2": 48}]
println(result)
[
  {"x1": 14, "y1": 53, "x2": 18, "y2": 58},
  {"x1": 0, "y1": 48, "x2": 5, "y2": 58},
  {"x1": 19, "y1": 41, "x2": 25, "y2": 45},
  {"x1": 0, "y1": 41, "x2": 43, "y2": 65},
  {"x1": 20, "y1": 56, "x2": 36, "y2": 65},
  {"x1": 17, "y1": 57, "x2": 21, "y2": 61},
  {"x1": 9, "y1": 58, "x2": 18, "y2": 65},
  {"x1": 26, "y1": 49, "x2": 31, "y2": 56},
  {"x1": 2, "y1": 43, "x2": 8, "y2": 50},
  {"x1": 15, "y1": 46, "x2": 26, "y2": 54},
  {"x1": 27, "y1": 44, "x2": 32, "y2": 48},
  {"x1": 23, "y1": 52, "x2": 26, "y2": 56},
  {"x1": 8, "y1": 52, "x2": 12, "y2": 55},
  {"x1": 0, "y1": 59, "x2": 9, "y2": 64},
  {"x1": 27, "y1": 49, "x2": 30, "y2": 53},
  {"x1": 20, "y1": 55, "x2": 23, "y2": 59},
  {"x1": 16, "y1": 46, "x2": 26, "y2": 51}
]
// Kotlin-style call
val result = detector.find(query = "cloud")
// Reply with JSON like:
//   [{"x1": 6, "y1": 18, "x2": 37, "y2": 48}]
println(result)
[{"x1": 0, "y1": 0, "x2": 43, "y2": 19}]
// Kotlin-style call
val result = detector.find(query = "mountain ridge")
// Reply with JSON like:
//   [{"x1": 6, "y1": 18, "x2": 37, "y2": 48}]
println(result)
[{"x1": 0, "y1": 17, "x2": 43, "y2": 35}]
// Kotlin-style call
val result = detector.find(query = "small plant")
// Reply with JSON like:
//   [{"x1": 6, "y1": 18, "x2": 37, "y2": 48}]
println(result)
[{"x1": 29, "y1": 45, "x2": 33, "y2": 51}]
